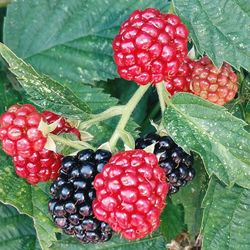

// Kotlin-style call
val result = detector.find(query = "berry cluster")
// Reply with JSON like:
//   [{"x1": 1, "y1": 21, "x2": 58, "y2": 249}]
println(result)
[
  {"x1": 191, "y1": 56, "x2": 238, "y2": 105},
  {"x1": 93, "y1": 150, "x2": 169, "y2": 240},
  {"x1": 113, "y1": 8, "x2": 189, "y2": 85},
  {"x1": 42, "y1": 111, "x2": 81, "y2": 139},
  {"x1": 113, "y1": 8, "x2": 238, "y2": 105},
  {"x1": 49, "y1": 149, "x2": 113, "y2": 244},
  {"x1": 135, "y1": 133, "x2": 195, "y2": 194}
]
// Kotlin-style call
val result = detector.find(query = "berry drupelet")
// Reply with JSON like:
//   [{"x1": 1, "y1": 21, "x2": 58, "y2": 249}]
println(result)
[
  {"x1": 135, "y1": 133, "x2": 195, "y2": 194},
  {"x1": 49, "y1": 149, "x2": 113, "y2": 244}
]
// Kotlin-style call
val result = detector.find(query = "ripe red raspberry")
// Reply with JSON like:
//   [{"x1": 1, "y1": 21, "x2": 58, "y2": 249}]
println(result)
[
  {"x1": 42, "y1": 111, "x2": 81, "y2": 139},
  {"x1": 0, "y1": 104, "x2": 47, "y2": 157},
  {"x1": 113, "y1": 8, "x2": 189, "y2": 85},
  {"x1": 93, "y1": 150, "x2": 169, "y2": 240},
  {"x1": 165, "y1": 58, "x2": 194, "y2": 95},
  {"x1": 190, "y1": 56, "x2": 238, "y2": 105},
  {"x1": 13, "y1": 149, "x2": 62, "y2": 184}
]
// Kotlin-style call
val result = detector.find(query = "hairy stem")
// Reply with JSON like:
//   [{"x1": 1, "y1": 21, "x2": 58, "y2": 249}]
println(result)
[
  {"x1": 49, "y1": 133, "x2": 95, "y2": 151},
  {"x1": 109, "y1": 85, "x2": 151, "y2": 152},
  {"x1": 156, "y1": 83, "x2": 166, "y2": 114},
  {"x1": 79, "y1": 105, "x2": 124, "y2": 129}
]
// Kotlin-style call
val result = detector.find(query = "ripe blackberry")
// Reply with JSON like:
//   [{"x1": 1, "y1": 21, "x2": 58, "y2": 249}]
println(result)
[
  {"x1": 135, "y1": 133, "x2": 195, "y2": 194},
  {"x1": 113, "y1": 8, "x2": 189, "y2": 85},
  {"x1": 48, "y1": 149, "x2": 113, "y2": 244}
]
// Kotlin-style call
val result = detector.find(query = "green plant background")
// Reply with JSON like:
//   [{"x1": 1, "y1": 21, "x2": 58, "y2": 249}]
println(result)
[{"x1": 0, "y1": 0, "x2": 249, "y2": 249}]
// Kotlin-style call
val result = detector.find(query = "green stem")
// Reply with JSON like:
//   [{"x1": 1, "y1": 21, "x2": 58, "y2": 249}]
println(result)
[
  {"x1": 79, "y1": 105, "x2": 124, "y2": 129},
  {"x1": 109, "y1": 85, "x2": 151, "y2": 152},
  {"x1": 169, "y1": 1, "x2": 175, "y2": 14},
  {"x1": 0, "y1": 0, "x2": 11, "y2": 8},
  {"x1": 156, "y1": 83, "x2": 166, "y2": 114},
  {"x1": 156, "y1": 82, "x2": 172, "y2": 131},
  {"x1": 49, "y1": 133, "x2": 95, "y2": 151}
]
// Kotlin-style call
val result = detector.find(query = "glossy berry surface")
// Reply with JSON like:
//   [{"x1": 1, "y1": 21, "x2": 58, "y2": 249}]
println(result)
[
  {"x1": 0, "y1": 105, "x2": 84, "y2": 184},
  {"x1": 113, "y1": 8, "x2": 189, "y2": 85},
  {"x1": 49, "y1": 149, "x2": 113, "y2": 244},
  {"x1": 42, "y1": 111, "x2": 81, "y2": 139},
  {"x1": 0, "y1": 104, "x2": 47, "y2": 157},
  {"x1": 135, "y1": 133, "x2": 195, "y2": 194},
  {"x1": 190, "y1": 56, "x2": 238, "y2": 105},
  {"x1": 13, "y1": 148, "x2": 62, "y2": 184},
  {"x1": 93, "y1": 150, "x2": 169, "y2": 240},
  {"x1": 165, "y1": 58, "x2": 194, "y2": 95}
]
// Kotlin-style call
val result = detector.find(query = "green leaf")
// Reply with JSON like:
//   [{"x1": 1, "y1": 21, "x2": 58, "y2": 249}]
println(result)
[
  {"x1": 202, "y1": 177, "x2": 250, "y2": 250},
  {"x1": 160, "y1": 198, "x2": 186, "y2": 242},
  {"x1": 0, "y1": 202, "x2": 40, "y2": 250},
  {"x1": 50, "y1": 233, "x2": 166, "y2": 250},
  {"x1": 172, "y1": 156, "x2": 208, "y2": 239},
  {"x1": 0, "y1": 43, "x2": 91, "y2": 120},
  {"x1": 0, "y1": 71, "x2": 21, "y2": 113},
  {"x1": 163, "y1": 93, "x2": 250, "y2": 188},
  {"x1": 68, "y1": 81, "x2": 118, "y2": 114},
  {"x1": 225, "y1": 73, "x2": 250, "y2": 121},
  {"x1": 4, "y1": 0, "x2": 168, "y2": 85},
  {"x1": 173, "y1": 0, "x2": 250, "y2": 70},
  {"x1": 0, "y1": 151, "x2": 58, "y2": 250}
]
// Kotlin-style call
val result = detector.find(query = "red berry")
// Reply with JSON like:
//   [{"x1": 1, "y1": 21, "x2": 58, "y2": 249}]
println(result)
[
  {"x1": 113, "y1": 8, "x2": 189, "y2": 85},
  {"x1": 0, "y1": 104, "x2": 63, "y2": 184},
  {"x1": 190, "y1": 56, "x2": 238, "y2": 105},
  {"x1": 0, "y1": 104, "x2": 47, "y2": 157},
  {"x1": 93, "y1": 150, "x2": 169, "y2": 240},
  {"x1": 42, "y1": 111, "x2": 81, "y2": 139},
  {"x1": 14, "y1": 149, "x2": 62, "y2": 184},
  {"x1": 165, "y1": 58, "x2": 194, "y2": 95}
]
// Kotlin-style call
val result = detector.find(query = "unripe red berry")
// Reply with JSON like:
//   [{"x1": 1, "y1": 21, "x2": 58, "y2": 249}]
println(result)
[
  {"x1": 0, "y1": 104, "x2": 46, "y2": 157},
  {"x1": 42, "y1": 111, "x2": 81, "y2": 139},
  {"x1": 113, "y1": 8, "x2": 189, "y2": 85},
  {"x1": 0, "y1": 104, "x2": 65, "y2": 184},
  {"x1": 93, "y1": 150, "x2": 169, "y2": 240},
  {"x1": 190, "y1": 56, "x2": 238, "y2": 105},
  {"x1": 165, "y1": 58, "x2": 195, "y2": 95}
]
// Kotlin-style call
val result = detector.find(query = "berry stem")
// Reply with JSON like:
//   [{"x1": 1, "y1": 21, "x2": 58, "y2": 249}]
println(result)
[
  {"x1": 79, "y1": 106, "x2": 124, "y2": 129},
  {"x1": 109, "y1": 85, "x2": 151, "y2": 152},
  {"x1": 49, "y1": 133, "x2": 95, "y2": 151},
  {"x1": 0, "y1": 0, "x2": 11, "y2": 7},
  {"x1": 156, "y1": 82, "x2": 171, "y2": 113},
  {"x1": 156, "y1": 83, "x2": 166, "y2": 114},
  {"x1": 169, "y1": 1, "x2": 175, "y2": 14}
]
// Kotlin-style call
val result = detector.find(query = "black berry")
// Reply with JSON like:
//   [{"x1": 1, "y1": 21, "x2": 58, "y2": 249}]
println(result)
[
  {"x1": 48, "y1": 149, "x2": 113, "y2": 244},
  {"x1": 135, "y1": 133, "x2": 195, "y2": 194}
]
